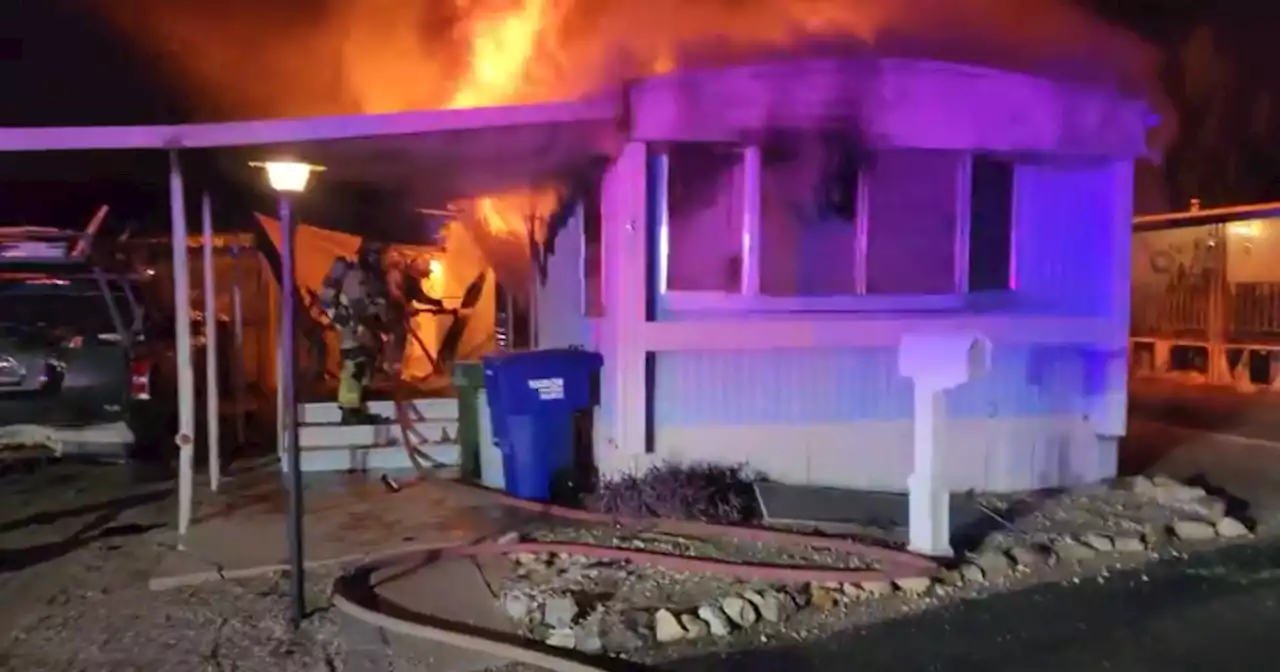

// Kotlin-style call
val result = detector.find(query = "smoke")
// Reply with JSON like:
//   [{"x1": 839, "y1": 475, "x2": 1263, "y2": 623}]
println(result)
[{"x1": 93, "y1": 0, "x2": 1164, "y2": 126}]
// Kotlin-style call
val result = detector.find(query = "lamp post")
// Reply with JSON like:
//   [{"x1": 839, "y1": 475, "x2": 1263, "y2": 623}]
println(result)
[{"x1": 252, "y1": 160, "x2": 323, "y2": 629}]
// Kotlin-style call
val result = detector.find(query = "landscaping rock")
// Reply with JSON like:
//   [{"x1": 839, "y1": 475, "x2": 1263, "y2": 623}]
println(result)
[
  {"x1": 808, "y1": 584, "x2": 839, "y2": 610},
  {"x1": 573, "y1": 612, "x2": 604, "y2": 654},
  {"x1": 697, "y1": 604, "x2": 733, "y2": 637},
  {"x1": 743, "y1": 590, "x2": 785, "y2": 623},
  {"x1": 511, "y1": 552, "x2": 541, "y2": 566},
  {"x1": 971, "y1": 550, "x2": 1015, "y2": 580},
  {"x1": 502, "y1": 592, "x2": 534, "y2": 621},
  {"x1": 1081, "y1": 533, "x2": 1114, "y2": 552},
  {"x1": 653, "y1": 609, "x2": 686, "y2": 643},
  {"x1": 679, "y1": 613, "x2": 710, "y2": 638},
  {"x1": 859, "y1": 580, "x2": 895, "y2": 598},
  {"x1": 546, "y1": 628, "x2": 576, "y2": 649},
  {"x1": 1007, "y1": 545, "x2": 1051, "y2": 569},
  {"x1": 786, "y1": 586, "x2": 811, "y2": 609},
  {"x1": 721, "y1": 596, "x2": 758, "y2": 628},
  {"x1": 1111, "y1": 534, "x2": 1147, "y2": 553},
  {"x1": 600, "y1": 611, "x2": 649, "y2": 653},
  {"x1": 1169, "y1": 519, "x2": 1217, "y2": 541},
  {"x1": 542, "y1": 595, "x2": 578, "y2": 629},
  {"x1": 1152, "y1": 479, "x2": 1208, "y2": 506},
  {"x1": 1052, "y1": 538, "x2": 1096, "y2": 562},
  {"x1": 1216, "y1": 517, "x2": 1252, "y2": 539},
  {"x1": 1190, "y1": 496, "x2": 1229, "y2": 522},
  {"x1": 1128, "y1": 475, "x2": 1157, "y2": 496},
  {"x1": 959, "y1": 562, "x2": 986, "y2": 584},
  {"x1": 894, "y1": 577, "x2": 933, "y2": 595}
]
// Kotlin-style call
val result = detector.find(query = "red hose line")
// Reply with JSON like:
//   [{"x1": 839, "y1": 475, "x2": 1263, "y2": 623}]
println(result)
[
  {"x1": 412, "y1": 476, "x2": 940, "y2": 574},
  {"x1": 387, "y1": 316, "x2": 938, "y2": 577},
  {"x1": 332, "y1": 511, "x2": 938, "y2": 669},
  {"x1": 401, "y1": 539, "x2": 922, "y2": 583}
]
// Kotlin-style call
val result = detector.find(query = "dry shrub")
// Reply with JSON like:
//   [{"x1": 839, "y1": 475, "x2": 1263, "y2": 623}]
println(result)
[{"x1": 585, "y1": 462, "x2": 763, "y2": 525}]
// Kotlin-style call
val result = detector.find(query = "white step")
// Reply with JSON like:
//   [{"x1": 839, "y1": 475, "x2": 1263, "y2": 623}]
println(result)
[
  {"x1": 288, "y1": 442, "x2": 461, "y2": 473},
  {"x1": 297, "y1": 398, "x2": 459, "y2": 425},
  {"x1": 298, "y1": 420, "x2": 457, "y2": 449}
]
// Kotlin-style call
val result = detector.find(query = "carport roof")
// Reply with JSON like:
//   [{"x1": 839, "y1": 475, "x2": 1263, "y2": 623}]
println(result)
[{"x1": 0, "y1": 97, "x2": 624, "y2": 203}]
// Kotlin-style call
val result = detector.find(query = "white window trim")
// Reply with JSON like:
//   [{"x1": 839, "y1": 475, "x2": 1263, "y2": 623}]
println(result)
[{"x1": 657, "y1": 146, "x2": 1009, "y2": 313}]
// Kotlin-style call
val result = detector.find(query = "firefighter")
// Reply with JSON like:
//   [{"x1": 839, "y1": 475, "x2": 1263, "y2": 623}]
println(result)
[
  {"x1": 382, "y1": 255, "x2": 452, "y2": 378},
  {"x1": 316, "y1": 239, "x2": 391, "y2": 424}
]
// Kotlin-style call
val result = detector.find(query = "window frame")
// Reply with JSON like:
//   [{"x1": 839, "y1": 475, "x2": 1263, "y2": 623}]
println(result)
[{"x1": 655, "y1": 144, "x2": 1016, "y2": 313}]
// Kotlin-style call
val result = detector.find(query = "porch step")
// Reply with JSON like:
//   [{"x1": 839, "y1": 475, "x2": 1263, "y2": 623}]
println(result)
[
  {"x1": 298, "y1": 420, "x2": 456, "y2": 449},
  {"x1": 291, "y1": 441, "x2": 461, "y2": 473},
  {"x1": 297, "y1": 398, "x2": 459, "y2": 425},
  {"x1": 290, "y1": 398, "x2": 464, "y2": 473},
  {"x1": 290, "y1": 418, "x2": 461, "y2": 473}
]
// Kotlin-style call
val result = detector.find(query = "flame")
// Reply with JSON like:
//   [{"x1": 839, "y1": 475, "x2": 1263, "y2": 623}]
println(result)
[
  {"x1": 91, "y1": 0, "x2": 1168, "y2": 301},
  {"x1": 91, "y1": 0, "x2": 1162, "y2": 120},
  {"x1": 448, "y1": 0, "x2": 563, "y2": 109}
]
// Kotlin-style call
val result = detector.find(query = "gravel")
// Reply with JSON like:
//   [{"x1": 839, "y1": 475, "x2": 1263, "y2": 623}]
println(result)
[
  {"x1": 0, "y1": 459, "x2": 346, "y2": 671},
  {"x1": 4, "y1": 460, "x2": 1269, "y2": 672}
]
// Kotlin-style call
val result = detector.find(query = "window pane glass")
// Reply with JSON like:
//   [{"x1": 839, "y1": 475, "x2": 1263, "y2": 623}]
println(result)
[
  {"x1": 582, "y1": 184, "x2": 604, "y2": 316},
  {"x1": 969, "y1": 156, "x2": 1015, "y2": 291},
  {"x1": 865, "y1": 149, "x2": 961, "y2": 295},
  {"x1": 759, "y1": 136, "x2": 859, "y2": 296},
  {"x1": 665, "y1": 143, "x2": 742, "y2": 293}
]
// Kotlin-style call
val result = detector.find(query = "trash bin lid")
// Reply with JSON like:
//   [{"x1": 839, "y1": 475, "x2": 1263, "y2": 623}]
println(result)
[{"x1": 482, "y1": 348, "x2": 603, "y2": 375}]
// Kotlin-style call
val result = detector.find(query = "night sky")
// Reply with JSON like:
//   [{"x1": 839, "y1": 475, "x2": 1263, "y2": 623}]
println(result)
[
  {"x1": 0, "y1": 1, "x2": 1271, "y2": 228},
  {"x1": 0, "y1": 2, "x2": 186, "y2": 232}
]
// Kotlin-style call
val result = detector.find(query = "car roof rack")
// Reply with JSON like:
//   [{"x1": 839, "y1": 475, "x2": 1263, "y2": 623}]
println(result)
[
  {"x1": 0, "y1": 206, "x2": 110, "y2": 264},
  {"x1": 0, "y1": 267, "x2": 149, "y2": 284}
]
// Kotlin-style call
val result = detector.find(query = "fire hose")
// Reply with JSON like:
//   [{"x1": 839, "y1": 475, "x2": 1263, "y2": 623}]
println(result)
[
  {"x1": 345, "y1": 316, "x2": 941, "y2": 668},
  {"x1": 313, "y1": 293, "x2": 941, "y2": 669},
  {"x1": 392, "y1": 306, "x2": 456, "y2": 473},
  {"x1": 331, "y1": 486, "x2": 940, "y2": 670}
]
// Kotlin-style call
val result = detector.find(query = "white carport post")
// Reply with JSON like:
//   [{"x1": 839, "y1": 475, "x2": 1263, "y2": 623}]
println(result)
[
  {"x1": 230, "y1": 243, "x2": 247, "y2": 448},
  {"x1": 168, "y1": 151, "x2": 196, "y2": 539},
  {"x1": 201, "y1": 193, "x2": 221, "y2": 490}
]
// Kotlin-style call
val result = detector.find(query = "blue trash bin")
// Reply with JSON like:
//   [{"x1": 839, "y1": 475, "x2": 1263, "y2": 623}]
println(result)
[{"x1": 482, "y1": 348, "x2": 603, "y2": 502}]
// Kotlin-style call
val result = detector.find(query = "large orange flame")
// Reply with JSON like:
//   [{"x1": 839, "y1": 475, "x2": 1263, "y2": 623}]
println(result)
[
  {"x1": 93, "y1": 0, "x2": 1161, "y2": 120},
  {"x1": 92, "y1": 0, "x2": 1166, "y2": 301}
]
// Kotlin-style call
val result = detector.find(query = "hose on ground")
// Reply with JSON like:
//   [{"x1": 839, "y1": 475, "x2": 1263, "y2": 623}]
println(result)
[
  {"x1": 367, "y1": 302, "x2": 938, "y2": 667},
  {"x1": 331, "y1": 478, "x2": 940, "y2": 668}
]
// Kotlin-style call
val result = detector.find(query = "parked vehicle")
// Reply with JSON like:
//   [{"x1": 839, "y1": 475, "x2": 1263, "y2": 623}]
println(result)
[{"x1": 0, "y1": 227, "x2": 171, "y2": 461}]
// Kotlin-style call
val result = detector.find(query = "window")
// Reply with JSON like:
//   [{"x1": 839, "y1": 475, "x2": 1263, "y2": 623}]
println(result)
[
  {"x1": 864, "y1": 149, "x2": 964, "y2": 295},
  {"x1": 759, "y1": 134, "x2": 860, "y2": 296},
  {"x1": 582, "y1": 183, "x2": 604, "y2": 317},
  {"x1": 968, "y1": 155, "x2": 1015, "y2": 291},
  {"x1": 0, "y1": 282, "x2": 127, "y2": 336},
  {"x1": 662, "y1": 143, "x2": 744, "y2": 293},
  {"x1": 657, "y1": 139, "x2": 1017, "y2": 310}
]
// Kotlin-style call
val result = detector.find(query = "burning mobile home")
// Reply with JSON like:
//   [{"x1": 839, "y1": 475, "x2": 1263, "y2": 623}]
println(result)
[{"x1": 0, "y1": 1, "x2": 1163, "y2": 538}]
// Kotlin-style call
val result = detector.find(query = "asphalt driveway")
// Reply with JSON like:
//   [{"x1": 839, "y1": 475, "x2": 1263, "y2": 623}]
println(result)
[{"x1": 668, "y1": 538, "x2": 1280, "y2": 672}]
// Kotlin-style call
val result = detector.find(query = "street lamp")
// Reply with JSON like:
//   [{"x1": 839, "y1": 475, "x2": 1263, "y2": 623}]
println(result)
[
  {"x1": 256, "y1": 161, "x2": 324, "y2": 193},
  {"x1": 252, "y1": 160, "x2": 322, "y2": 629}
]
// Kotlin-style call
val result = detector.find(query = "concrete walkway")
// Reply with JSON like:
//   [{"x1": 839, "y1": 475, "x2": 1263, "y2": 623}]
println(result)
[{"x1": 151, "y1": 468, "x2": 529, "y2": 589}]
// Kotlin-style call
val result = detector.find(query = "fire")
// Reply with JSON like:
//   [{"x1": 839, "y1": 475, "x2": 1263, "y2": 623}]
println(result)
[
  {"x1": 91, "y1": 0, "x2": 1162, "y2": 121},
  {"x1": 448, "y1": 0, "x2": 563, "y2": 109},
  {"x1": 89, "y1": 0, "x2": 1169, "y2": 301}
]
